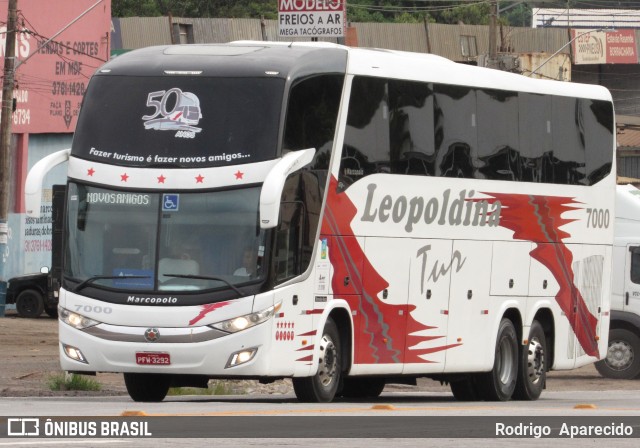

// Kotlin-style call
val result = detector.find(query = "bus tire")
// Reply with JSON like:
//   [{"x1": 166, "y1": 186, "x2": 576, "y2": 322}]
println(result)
[
  {"x1": 513, "y1": 320, "x2": 546, "y2": 400},
  {"x1": 595, "y1": 328, "x2": 640, "y2": 380},
  {"x1": 477, "y1": 318, "x2": 518, "y2": 401},
  {"x1": 123, "y1": 373, "x2": 171, "y2": 402},
  {"x1": 450, "y1": 376, "x2": 480, "y2": 401},
  {"x1": 292, "y1": 317, "x2": 341, "y2": 403},
  {"x1": 340, "y1": 377, "x2": 386, "y2": 399},
  {"x1": 16, "y1": 289, "x2": 45, "y2": 318}
]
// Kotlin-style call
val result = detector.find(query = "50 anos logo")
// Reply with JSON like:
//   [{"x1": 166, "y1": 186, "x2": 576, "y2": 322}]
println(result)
[{"x1": 142, "y1": 88, "x2": 202, "y2": 138}]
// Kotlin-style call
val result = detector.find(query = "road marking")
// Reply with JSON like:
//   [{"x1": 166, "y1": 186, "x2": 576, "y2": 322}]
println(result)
[
  {"x1": 134, "y1": 404, "x2": 502, "y2": 417},
  {"x1": 574, "y1": 403, "x2": 597, "y2": 409},
  {"x1": 0, "y1": 441, "x2": 127, "y2": 446}
]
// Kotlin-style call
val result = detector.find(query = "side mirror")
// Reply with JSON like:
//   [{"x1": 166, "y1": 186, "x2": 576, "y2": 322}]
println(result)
[
  {"x1": 259, "y1": 148, "x2": 315, "y2": 229},
  {"x1": 25, "y1": 149, "x2": 70, "y2": 217},
  {"x1": 40, "y1": 266, "x2": 50, "y2": 274}
]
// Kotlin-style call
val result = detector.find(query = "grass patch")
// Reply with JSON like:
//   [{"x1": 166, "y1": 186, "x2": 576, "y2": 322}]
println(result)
[
  {"x1": 167, "y1": 380, "x2": 241, "y2": 396},
  {"x1": 48, "y1": 372, "x2": 102, "y2": 392}
]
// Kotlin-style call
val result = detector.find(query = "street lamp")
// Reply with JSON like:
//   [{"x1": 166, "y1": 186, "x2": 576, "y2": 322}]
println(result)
[{"x1": 528, "y1": 28, "x2": 611, "y2": 77}]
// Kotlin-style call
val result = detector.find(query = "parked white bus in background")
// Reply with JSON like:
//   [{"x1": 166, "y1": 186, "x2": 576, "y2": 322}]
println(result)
[
  {"x1": 26, "y1": 41, "x2": 615, "y2": 403},
  {"x1": 596, "y1": 184, "x2": 640, "y2": 379}
]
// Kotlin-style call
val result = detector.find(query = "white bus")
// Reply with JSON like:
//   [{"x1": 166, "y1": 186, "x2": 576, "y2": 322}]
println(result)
[{"x1": 26, "y1": 42, "x2": 615, "y2": 403}]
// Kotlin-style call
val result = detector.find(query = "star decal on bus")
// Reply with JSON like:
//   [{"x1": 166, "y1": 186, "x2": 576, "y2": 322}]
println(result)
[
  {"x1": 87, "y1": 168, "x2": 95, "y2": 176},
  {"x1": 195, "y1": 174, "x2": 204, "y2": 183},
  {"x1": 235, "y1": 170, "x2": 244, "y2": 180},
  {"x1": 120, "y1": 173, "x2": 129, "y2": 182},
  {"x1": 157, "y1": 174, "x2": 166, "y2": 184}
]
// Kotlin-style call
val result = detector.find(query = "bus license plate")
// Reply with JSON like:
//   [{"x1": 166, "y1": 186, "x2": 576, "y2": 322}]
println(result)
[{"x1": 136, "y1": 352, "x2": 171, "y2": 365}]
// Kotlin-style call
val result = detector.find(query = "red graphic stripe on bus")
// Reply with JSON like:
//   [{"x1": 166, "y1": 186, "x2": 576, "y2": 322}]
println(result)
[
  {"x1": 297, "y1": 330, "x2": 317, "y2": 337},
  {"x1": 481, "y1": 192, "x2": 599, "y2": 358},
  {"x1": 189, "y1": 301, "x2": 232, "y2": 326},
  {"x1": 322, "y1": 177, "x2": 460, "y2": 364}
]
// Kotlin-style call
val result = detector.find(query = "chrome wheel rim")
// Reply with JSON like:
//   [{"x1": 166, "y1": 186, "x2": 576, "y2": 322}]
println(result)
[
  {"x1": 526, "y1": 337, "x2": 545, "y2": 384},
  {"x1": 606, "y1": 340, "x2": 633, "y2": 371},
  {"x1": 318, "y1": 334, "x2": 338, "y2": 387}
]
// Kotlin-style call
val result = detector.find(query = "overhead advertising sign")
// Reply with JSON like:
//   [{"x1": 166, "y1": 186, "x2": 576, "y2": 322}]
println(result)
[
  {"x1": 278, "y1": 0, "x2": 346, "y2": 38},
  {"x1": 572, "y1": 29, "x2": 637, "y2": 65},
  {"x1": 0, "y1": 0, "x2": 111, "y2": 133}
]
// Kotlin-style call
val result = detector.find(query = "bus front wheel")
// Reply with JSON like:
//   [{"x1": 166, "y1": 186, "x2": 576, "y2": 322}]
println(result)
[
  {"x1": 293, "y1": 317, "x2": 341, "y2": 403},
  {"x1": 124, "y1": 373, "x2": 171, "y2": 402}
]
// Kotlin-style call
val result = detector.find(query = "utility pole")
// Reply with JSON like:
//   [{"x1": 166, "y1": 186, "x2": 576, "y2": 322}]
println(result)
[
  {"x1": 0, "y1": 0, "x2": 18, "y2": 316},
  {"x1": 487, "y1": 0, "x2": 498, "y2": 68}
]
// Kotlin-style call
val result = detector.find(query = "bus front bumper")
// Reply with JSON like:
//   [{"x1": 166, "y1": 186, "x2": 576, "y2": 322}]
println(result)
[{"x1": 58, "y1": 319, "x2": 274, "y2": 376}]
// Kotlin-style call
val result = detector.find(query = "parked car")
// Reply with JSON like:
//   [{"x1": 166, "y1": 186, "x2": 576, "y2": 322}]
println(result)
[
  {"x1": 6, "y1": 267, "x2": 58, "y2": 318},
  {"x1": 7, "y1": 184, "x2": 65, "y2": 318}
]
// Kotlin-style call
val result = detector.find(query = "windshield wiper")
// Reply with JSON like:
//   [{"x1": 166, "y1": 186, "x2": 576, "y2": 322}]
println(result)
[
  {"x1": 74, "y1": 275, "x2": 151, "y2": 293},
  {"x1": 162, "y1": 274, "x2": 244, "y2": 297}
]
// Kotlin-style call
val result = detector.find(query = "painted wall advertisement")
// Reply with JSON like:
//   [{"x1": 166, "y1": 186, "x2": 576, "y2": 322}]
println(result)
[
  {"x1": 278, "y1": 0, "x2": 346, "y2": 38},
  {"x1": 0, "y1": 0, "x2": 111, "y2": 133},
  {"x1": 572, "y1": 29, "x2": 638, "y2": 65},
  {"x1": 0, "y1": 1, "x2": 111, "y2": 284}
]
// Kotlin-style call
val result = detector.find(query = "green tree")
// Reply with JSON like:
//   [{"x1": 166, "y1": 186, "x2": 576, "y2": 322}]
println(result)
[
  {"x1": 438, "y1": 3, "x2": 492, "y2": 25},
  {"x1": 112, "y1": 0, "x2": 277, "y2": 18},
  {"x1": 111, "y1": 1, "x2": 532, "y2": 26}
]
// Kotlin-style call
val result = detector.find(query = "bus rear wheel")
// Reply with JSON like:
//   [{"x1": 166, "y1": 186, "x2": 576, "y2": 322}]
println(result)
[
  {"x1": 595, "y1": 329, "x2": 640, "y2": 380},
  {"x1": 513, "y1": 320, "x2": 546, "y2": 400},
  {"x1": 124, "y1": 373, "x2": 171, "y2": 402},
  {"x1": 293, "y1": 317, "x2": 341, "y2": 403},
  {"x1": 477, "y1": 318, "x2": 518, "y2": 401}
]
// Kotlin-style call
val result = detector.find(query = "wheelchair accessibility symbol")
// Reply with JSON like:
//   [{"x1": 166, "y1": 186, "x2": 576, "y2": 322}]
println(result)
[{"x1": 163, "y1": 194, "x2": 179, "y2": 211}]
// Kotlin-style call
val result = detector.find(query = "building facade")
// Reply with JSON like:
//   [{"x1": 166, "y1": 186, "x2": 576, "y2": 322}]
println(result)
[{"x1": 0, "y1": 0, "x2": 111, "y2": 283}]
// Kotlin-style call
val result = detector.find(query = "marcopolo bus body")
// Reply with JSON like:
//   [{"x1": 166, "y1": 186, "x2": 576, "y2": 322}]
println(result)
[{"x1": 25, "y1": 42, "x2": 616, "y2": 402}]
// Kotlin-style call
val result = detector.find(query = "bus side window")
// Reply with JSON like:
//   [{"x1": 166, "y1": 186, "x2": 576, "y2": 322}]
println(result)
[
  {"x1": 273, "y1": 201, "x2": 304, "y2": 283},
  {"x1": 340, "y1": 77, "x2": 388, "y2": 191},
  {"x1": 476, "y1": 89, "x2": 519, "y2": 181},
  {"x1": 433, "y1": 84, "x2": 477, "y2": 179},
  {"x1": 631, "y1": 248, "x2": 640, "y2": 285},
  {"x1": 440, "y1": 142, "x2": 474, "y2": 178},
  {"x1": 584, "y1": 99, "x2": 614, "y2": 185},
  {"x1": 519, "y1": 93, "x2": 552, "y2": 183},
  {"x1": 388, "y1": 80, "x2": 435, "y2": 176},
  {"x1": 551, "y1": 96, "x2": 587, "y2": 185}
]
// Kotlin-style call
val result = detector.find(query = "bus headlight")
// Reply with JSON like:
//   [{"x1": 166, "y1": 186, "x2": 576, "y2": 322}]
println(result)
[
  {"x1": 59, "y1": 306, "x2": 101, "y2": 330},
  {"x1": 210, "y1": 302, "x2": 281, "y2": 333}
]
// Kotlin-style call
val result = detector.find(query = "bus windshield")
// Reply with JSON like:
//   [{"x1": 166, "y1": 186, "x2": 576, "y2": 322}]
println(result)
[
  {"x1": 71, "y1": 76, "x2": 285, "y2": 168},
  {"x1": 64, "y1": 183, "x2": 266, "y2": 293}
]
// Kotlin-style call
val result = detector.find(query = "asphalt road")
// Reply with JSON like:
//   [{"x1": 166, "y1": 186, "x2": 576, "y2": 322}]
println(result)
[{"x1": 1, "y1": 389, "x2": 640, "y2": 447}]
